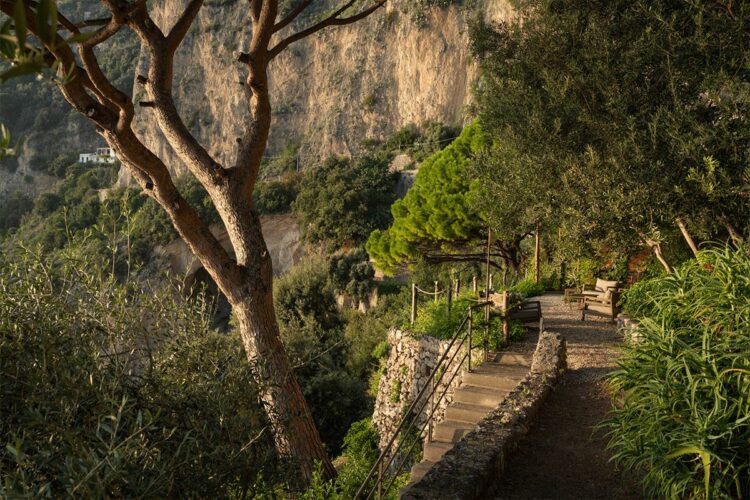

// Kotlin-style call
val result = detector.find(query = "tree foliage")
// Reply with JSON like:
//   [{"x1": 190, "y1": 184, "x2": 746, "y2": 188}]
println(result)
[
  {"x1": 471, "y1": 0, "x2": 750, "y2": 268},
  {"x1": 366, "y1": 122, "x2": 492, "y2": 275},
  {"x1": 294, "y1": 154, "x2": 398, "y2": 249},
  {"x1": 0, "y1": 244, "x2": 277, "y2": 498}
]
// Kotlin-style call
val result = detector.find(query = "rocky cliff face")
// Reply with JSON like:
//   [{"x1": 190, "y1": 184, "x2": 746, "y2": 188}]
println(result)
[
  {"x1": 119, "y1": 0, "x2": 514, "y2": 184},
  {"x1": 1, "y1": 1, "x2": 514, "y2": 194}
]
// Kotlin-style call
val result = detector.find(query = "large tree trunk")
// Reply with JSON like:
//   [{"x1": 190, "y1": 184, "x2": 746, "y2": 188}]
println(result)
[
  {"x1": 215, "y1": 196, "x2": 335, "y2": 485},
  {"x1": 232, "y1": 290, "x2": 335, "y2": 484}
]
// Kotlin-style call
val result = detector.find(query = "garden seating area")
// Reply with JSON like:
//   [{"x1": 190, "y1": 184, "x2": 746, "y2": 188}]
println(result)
[{"x1": 564, "y1": 278, "x2": 623, "y2": 323}]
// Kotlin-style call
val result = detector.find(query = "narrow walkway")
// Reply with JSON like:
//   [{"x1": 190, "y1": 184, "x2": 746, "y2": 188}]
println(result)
[{"x1": 492, "y1": 293, "x2": 642, "y2": 499}]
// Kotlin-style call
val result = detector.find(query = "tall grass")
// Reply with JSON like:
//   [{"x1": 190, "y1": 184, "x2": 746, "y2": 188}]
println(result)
[{"x1": 606, "y1": 246, "x2": 750, "y2": 498}]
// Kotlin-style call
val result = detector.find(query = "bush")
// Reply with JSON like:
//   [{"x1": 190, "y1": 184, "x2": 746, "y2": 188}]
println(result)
[
  {"x1": 328, "y1": 248, "x2": 376, "y2": 303},
  {"x1": 303, "y1": 418, "x2": 384, "y2": 499},
  {"x1": 32, "y1": 192, "x2": 62, "y2": 216},
  {"x1": 0, "y1": 245, "x2": 277, "y2": 498},
  {"x1": 0, "y1": 191, "x2": 33, "y2": 233},
  {"x1": 510, "y1": 277, "x2": 545, "y2": 297},
  {"x1": 294, "y1": 154, "x2": 398, "y2": 249},
  {"x1": 606, "y1": 246, "x2": 750, "y2": 499},
  {"x1": 274, "y1": 257, "x2": 373, "y2": 454},
  {"x1": 302, "y1": 371, "x2": 370, "y2": 456},
  {"x1": 253, "y1": 179, "x2": 298, "y2": 214}
]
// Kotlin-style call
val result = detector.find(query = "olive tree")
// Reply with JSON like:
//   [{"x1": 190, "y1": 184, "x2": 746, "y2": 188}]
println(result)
[{"x1": 0, "y1": 0, "x2": 385, "y2": 484}]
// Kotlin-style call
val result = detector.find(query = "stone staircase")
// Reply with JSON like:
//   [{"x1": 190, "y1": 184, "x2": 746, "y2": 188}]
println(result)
[{"x1": 408, "y1": 351, "x2": 532, "y2": 483}]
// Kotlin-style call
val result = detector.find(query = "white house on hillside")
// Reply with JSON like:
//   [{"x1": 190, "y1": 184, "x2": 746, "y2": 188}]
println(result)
[{"x1": 79, "y1": 147, "x2": 117, "y2": 164}]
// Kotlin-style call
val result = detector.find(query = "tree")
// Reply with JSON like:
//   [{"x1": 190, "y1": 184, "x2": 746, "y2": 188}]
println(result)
[
  {"x1": 0, "y1": 0, "x2": 385, "y2": 484},
  {"x1": 294, "y1": 154, "x2": 398, "y2": 249},
  {"x1": 366, "y1": 122, "x2": 528, "y2": 275},
  {"x1": 471, "y1": 0, "x2": 750, "y2": 272}
]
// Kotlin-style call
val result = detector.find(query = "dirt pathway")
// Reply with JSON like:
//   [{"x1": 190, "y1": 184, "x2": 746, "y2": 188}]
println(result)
[{"x1": 492, "y1": 293, "x2": 643, "y2": 500}]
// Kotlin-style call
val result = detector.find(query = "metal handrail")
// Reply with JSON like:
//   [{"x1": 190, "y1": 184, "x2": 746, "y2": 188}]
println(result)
[{"x1": 354, "y1": 301, "x2": 493, "y2": 500}]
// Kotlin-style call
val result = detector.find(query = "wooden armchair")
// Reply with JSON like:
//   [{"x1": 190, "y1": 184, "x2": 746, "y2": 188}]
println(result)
[
  {"x1": 580, "y1": 288, "x2": 622, "y2": 323},
  {"x1": 581, "y1": 278, "x2": 620, "y2": 297}
]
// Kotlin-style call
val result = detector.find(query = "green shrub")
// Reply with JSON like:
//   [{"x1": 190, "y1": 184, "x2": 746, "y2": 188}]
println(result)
[
  {"x1": 0, "y1": 191, "x2": 32, "y2": 233},
  {"x1": 302, "y1": 371, "x2": 370, "y2": 456},
  {"x1": 0, "y1": 244, "x2": 277, "y2": 497},
  {"x1": 328, "y1": 248, "x2": 376, "y2": 303},
  {"x1": 32, "y1": 192, "x2": 62, "y2": 216},
  {"x1": 303, "y1": 418, "x2": 382, "y2": 499},
  {"x1": 294, "y1": 154, "x2": 398, "y2": 249},
  {"x1": 253, "y1": 179, "x2": 298, "y2": 214},
  {"x1": 510, "y1": 278, "x2": 545, "y2": 297},
  {"x1": 606, "y1": 246, "x2": 750, "y2": 499}
]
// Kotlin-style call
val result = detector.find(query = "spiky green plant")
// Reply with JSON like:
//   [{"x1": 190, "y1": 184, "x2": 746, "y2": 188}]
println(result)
[{"x1": 606, "y1": 245, "x2": 750, "y2": 499}]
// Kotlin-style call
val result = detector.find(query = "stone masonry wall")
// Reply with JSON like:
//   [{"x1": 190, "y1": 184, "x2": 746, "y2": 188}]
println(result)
[
  {"x1": 372, "y1": 328, "x2": 480, "y2": 451},
  {"x1": 401, "y1": 331, "x2": 567, "y2": 499}
]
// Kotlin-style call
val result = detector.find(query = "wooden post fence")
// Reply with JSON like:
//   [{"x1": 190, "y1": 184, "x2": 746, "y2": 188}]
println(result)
[
  {"x1": 410, "y1": 283, "x2": 417, "y2": 325},
  {"x1": 501, "y1": 290, "x2": 510, "y2": 346}
]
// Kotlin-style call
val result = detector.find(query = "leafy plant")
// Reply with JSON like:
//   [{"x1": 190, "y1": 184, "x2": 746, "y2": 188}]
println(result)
[
  {"x1": 0, "y1": 243, "x2": 277, "y2": 497},
  {"x1": 605, "y1": 245, "x2": 750, "y2": 498},
  {"x1": 510, "y1": 278, "x2": 545, "y2": 298}
]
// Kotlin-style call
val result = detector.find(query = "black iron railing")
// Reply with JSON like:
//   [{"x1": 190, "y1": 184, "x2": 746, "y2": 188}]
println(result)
[{"x1": 354, "y1": 301, "x2": 493, "y2": 500}]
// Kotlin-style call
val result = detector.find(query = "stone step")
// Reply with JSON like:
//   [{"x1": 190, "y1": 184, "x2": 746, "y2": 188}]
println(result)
[
  {"x1": 461, "y1": 370, "x2": 526, "y2": 390},
  {"x1": 409, "y1": 460, "x2": 436, "y2": 483},
  {"x1": 496, "y1": 352, "x2": 533, "y2": 366},
  {"x1": 423, "y1": 439, "x2": 453, "y2": 462},
  {"x1": 454, "y1": 385, "x2": 510, "y2": 407},
  {"x1": 431, "y1": 419, "x2": 473, "y2": 442},
  {"x1": 444, "y1": 401, "x2": 494, "y2": 424},
  {"x1": 470, "y1": 362, "x2": 528, "y2": 375}
]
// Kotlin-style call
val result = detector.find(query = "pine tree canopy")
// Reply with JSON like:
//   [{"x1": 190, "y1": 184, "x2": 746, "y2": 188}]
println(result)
[{"x1": 366, "y1": 122, "x2": 487, "y2": 276}]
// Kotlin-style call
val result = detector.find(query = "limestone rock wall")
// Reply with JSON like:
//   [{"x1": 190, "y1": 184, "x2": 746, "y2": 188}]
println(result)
[{"x1": 118, "y1": 0, "x2": 515, "y2": 185}]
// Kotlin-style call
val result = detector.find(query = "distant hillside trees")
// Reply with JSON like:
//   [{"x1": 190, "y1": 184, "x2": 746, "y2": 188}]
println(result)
[{"x1": 294, "y1": 154, "x2": 398, "y2": 249}]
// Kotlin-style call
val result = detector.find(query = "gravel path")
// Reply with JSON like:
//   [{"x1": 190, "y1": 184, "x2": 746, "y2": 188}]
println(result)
[{"x1": 492, "y1": 293, "x2": 643, "y2": 500}]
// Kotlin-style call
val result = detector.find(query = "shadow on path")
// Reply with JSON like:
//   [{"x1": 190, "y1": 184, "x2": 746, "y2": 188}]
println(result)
[{"x1": 492, "y1": 294, "x2": 643, "y2": 500}]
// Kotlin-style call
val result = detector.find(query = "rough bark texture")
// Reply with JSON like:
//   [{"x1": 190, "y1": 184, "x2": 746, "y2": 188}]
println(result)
[{"x1": 1, "y1": 0, "x2": 385, "y2": 485}]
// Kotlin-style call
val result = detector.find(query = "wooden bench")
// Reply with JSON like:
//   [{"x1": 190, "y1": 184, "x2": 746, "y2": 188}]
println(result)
[{"x1": 508, "y1": 299, "x2": 544, "y2": 333}]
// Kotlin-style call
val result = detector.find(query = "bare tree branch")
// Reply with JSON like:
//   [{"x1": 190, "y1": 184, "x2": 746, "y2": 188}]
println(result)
[
  {"x1": 269, "y1": 0, "x2": 385, "y2": 58},
  {"x1": 272, "y1": 0, "x2": 313, "y2": 33},
  {"x1": 166, "y1": 0, "x2": 203, "y2": 53},
  {"x1": 127, "y1": 4, "x2": 225, "y2": 188}
]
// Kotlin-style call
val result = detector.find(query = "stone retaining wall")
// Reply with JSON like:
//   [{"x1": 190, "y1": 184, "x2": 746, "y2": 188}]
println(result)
[
  {"x1": 372, "y1": 328, "x2": 480, "y2": 451},
  {"x1": 401, "y1": 331, "x2": 567, "y2": 499}
]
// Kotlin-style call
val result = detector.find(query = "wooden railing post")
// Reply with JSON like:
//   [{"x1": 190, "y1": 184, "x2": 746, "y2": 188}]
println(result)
[
  {"x1": 534, "y1": 221, "x2": 541, "y2": 285},
  {"x1": 434, "y1": 281, "x2": 439, "y2": 302},
  {"x1": 501, "y1": 291, "x2": 510, "y2": 346},
  {"x1": 447, "y1": 287, "x2": 452, "y2": 317},
  {"x1": 428, "y1": 370, "x2": 435, "y2": 443},
  {"x1": 410, "y1": 283, "x2": 417, "y2": 325},
  {"x1": 454, "y1": 277, "x2": 460, "y2": 296},
  {"x1": 472, "y1": 275, "x2": 477, "y2": 294}
]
